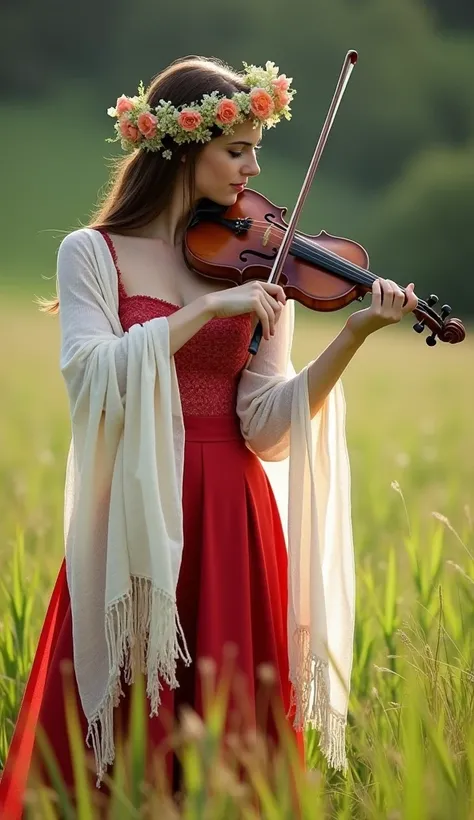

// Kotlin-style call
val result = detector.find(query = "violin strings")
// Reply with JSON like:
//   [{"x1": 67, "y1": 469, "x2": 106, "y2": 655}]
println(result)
[
  {"x1": 208, "y1": 214, "x2": 429, "y2": 314},
  {"x1": 242, "y1": 221, "x2": 428, "y2": 313},
  {"x1": 244, "y1": 221, "x2": 374, "y2": 285},
  {"x1": 244, "y1": 220, "x2": 437, "y2": 316},
  {"x1": 245, "y1": 222, "x2": 377, "y2": 288}
]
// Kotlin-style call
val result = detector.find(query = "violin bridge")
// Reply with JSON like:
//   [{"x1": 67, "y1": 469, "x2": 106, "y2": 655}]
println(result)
[{"x1": 262, "y1": 226, "x2": 272, "y2": 247}]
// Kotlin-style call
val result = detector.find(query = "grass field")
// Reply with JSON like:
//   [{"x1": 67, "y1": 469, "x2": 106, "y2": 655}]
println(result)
[{"x1": 0, "y1": 293, "x2": 473, "y2": 817}]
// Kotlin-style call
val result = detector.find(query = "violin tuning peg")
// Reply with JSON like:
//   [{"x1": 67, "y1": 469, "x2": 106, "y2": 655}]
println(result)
[
  {"x1": 427, "y1": 294, "x2": 438, "y2": 307},
  {"x1": 441, "y1": 304, "x2": 452, "y2": 320},
  {"x1": 426, "y1": 332, "x2": 437, "y2": 347},
  {"x1": 413, "y1": 320, "x2": 425, "y2": 334}
]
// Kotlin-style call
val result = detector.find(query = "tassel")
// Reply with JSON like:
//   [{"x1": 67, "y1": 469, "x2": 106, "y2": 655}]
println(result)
[
  {"x1": 289, "y1": 627, "x2": 348, "y2": 773},
  {"x1": 86, "y1": 576, "x2": 191, "y2": 787}
]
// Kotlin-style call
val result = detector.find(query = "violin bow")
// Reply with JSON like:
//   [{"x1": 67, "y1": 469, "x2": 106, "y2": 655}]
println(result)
[{"x1": 248, "y1": 50, "x2": 358, "y2": 356}]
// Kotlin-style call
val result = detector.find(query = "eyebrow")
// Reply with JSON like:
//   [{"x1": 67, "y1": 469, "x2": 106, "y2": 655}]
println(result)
[{"x1": 227, "y1": 140, "x2": 262, "y2": 147}]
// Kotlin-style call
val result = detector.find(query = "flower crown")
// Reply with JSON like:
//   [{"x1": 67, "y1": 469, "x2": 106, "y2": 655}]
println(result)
[{"x1": 106, "y1": 61, "x2": 295, "y2": 159}]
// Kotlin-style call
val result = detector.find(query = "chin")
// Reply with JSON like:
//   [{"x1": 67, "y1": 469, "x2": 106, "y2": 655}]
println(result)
[
  {"x1": 203, "y1": 190, "x2": 237, "y2": 206},
  {"x1": 225, "y1": 189, "x2": 240, "y2": 205}
]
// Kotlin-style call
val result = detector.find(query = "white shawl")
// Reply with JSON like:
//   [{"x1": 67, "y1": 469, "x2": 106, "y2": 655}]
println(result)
[{"x1": 57, "y1": 227, "x2": 355, "y2": 786}]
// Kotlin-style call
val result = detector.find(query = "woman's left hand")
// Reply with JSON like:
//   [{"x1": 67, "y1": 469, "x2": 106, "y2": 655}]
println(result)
[{"x1": 345, "y1": 279, "x2": 418, "y2": 343}]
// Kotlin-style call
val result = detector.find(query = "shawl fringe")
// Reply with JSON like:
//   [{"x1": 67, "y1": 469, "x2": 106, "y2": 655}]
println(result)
[
  {"x1": 85, "y1": 576, "x2": 191, "y2": 786},
  {"x1": 289, "y1": 627, "x2": 348, "y2": 773}
]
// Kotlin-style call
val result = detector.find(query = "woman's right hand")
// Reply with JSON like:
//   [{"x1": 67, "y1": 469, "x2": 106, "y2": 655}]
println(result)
[{"x1": 206, "y1": 281, "x2": 287, "y2": 340}]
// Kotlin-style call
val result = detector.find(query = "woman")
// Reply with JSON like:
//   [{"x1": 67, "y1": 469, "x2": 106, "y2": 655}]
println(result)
[{"x1": 0, "y1": 55, "x2": 417, "y2": 814}]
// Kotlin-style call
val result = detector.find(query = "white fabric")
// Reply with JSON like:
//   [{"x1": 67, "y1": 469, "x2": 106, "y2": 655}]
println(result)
[{"x1": 57, "y1": 227, "x2": 355, "y2": 785}]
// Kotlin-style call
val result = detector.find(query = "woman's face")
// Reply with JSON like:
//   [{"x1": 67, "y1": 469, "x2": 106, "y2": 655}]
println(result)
[{"x1": 192, "y1": 119, "x2": 262, "y2": 206}]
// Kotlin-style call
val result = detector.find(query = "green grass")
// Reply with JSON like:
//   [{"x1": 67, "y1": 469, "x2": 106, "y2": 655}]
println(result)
[{"x1": 0, "y1": 295, "x2": 473, "y2": 817}]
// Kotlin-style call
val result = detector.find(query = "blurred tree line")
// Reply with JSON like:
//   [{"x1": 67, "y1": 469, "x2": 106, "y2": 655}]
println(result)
[{"x1": 2, "y1": 0, "x2": 473, "y2": 313}]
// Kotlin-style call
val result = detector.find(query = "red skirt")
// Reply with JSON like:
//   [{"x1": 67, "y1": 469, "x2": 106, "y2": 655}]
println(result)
[{"x1": 0, "y1": 415, "x2": 304, "y2": 816}]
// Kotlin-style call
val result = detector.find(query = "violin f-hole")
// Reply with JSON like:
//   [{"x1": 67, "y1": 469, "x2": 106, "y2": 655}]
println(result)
[{"x1": 239, "y1": 248, "x2": 278, "y2": 263}]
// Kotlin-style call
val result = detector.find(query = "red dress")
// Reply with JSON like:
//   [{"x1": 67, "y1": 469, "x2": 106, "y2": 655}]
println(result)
[{"x1": 0, "y1": 232, "x2": 303, "y2": 817}]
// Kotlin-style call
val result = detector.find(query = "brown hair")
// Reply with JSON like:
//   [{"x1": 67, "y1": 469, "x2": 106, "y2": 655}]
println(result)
[{"x1": 38, "y1": 56, "x2": 249, "y2": 315}]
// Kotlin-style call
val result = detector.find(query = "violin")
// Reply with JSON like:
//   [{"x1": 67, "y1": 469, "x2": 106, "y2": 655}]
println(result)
[
  {"x1": 185, "y1": 187, "x2": 466, "y2": 349},
  {"x1": 185, "y1": 50, "x2": 465, "y2": 355}
]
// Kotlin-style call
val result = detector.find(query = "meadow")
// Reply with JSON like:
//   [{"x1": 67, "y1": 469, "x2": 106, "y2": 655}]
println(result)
[{"x1": 0, "y1": 290, "x2": 472, "y2": 817}]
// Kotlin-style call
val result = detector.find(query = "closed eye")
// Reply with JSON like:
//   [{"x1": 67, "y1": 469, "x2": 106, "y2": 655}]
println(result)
[{"x1": 229, "y1": 145, "x2": 262, "y2": 158}]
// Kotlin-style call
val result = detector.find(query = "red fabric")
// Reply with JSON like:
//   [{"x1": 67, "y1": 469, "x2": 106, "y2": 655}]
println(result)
[
  {"x1": 0, "y1": 240, "x2": 304, "y2": 817},
  {"x1": 104, "y1": 228, "x2": 255, "y2": 417}
]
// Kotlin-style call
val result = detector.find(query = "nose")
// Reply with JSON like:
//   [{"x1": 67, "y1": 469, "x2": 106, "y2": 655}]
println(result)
[{"x1": 242, "y1": 155, "x2": 260, "y2": 178}]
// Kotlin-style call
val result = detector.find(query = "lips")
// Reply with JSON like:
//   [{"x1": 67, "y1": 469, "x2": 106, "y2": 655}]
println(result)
[{"x1": 231, "y1": 183, "x2": 246, "y2": 191}]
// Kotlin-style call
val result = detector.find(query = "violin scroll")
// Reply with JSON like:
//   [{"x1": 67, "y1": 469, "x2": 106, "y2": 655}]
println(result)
[
  {"x1": 412, "y1": 297, "x2": 466, "y2": 346},
  {"x1": 438, "y1": 318, "x2": 466, "y2": 345}
]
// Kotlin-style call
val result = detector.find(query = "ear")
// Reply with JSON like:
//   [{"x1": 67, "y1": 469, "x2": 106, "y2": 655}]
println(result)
[{"x1": 181, "y1": 155, "x2": 186, "y2": 163}]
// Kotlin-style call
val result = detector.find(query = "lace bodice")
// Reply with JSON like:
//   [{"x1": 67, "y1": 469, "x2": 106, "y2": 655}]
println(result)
[{"x1": 101, "y1": 231, "x2": 253, "y2": 416}]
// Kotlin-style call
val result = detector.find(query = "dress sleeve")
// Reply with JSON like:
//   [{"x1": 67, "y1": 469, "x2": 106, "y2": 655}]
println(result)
[{"x1": 236, "y1": 299, "x2": 310, "y2": 461}]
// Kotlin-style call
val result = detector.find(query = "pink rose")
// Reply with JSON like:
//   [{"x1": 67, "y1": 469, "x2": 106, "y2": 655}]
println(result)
[
  {"x1": 249, "y1": 88, "x2": 274, "y2": 120},
  {"x1": 116, "y1": 95, "x2": 134, "y2": 115},
  {"x1": 119, "y1": 118, "x2": 140, "y2": 143},
  {"x1": 216, "y1": 98, "x2": 239, "y2": 125},
  {"x1": 274, "y1": 89, "x2": 290, "y2": 112},
  {"x1": 137, "y1": 111, "x2": 158, "y2": 138},
  {"x1": 272, "y1": 74, "x2": 291, "y2": 93},
  {"x1": 178, "y1": 109, "x2": 203, "y2": 131}
]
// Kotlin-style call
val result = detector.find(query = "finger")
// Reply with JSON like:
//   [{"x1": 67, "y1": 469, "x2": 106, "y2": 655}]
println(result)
[
  {"x1": 372, "y1": 278, "x2": 382, "y2": 310},
  {"x1": 260, "y1": 296, "x2": 278, "y2": 336},
  {"x1": 402, "y1": 283, "x2": 414, "y2": 308},
  {"x1": 262, "y1": 292, "x2": 283, "y2": 331},
  {"x1": 401, "y1": 283, "x2": 418, "y2": 315},
  {"x1": 387, "y1": 280, "x2": 405, "y2": 313},
  {"x1": 261, "y1": 282, "x2": 287, "y2": 304},
  {"x1": 383, "y1": 279, "x2": 397, "y2": 310},
  {"x1": 254, "y1": 298, "x2": 271, "y2": 340},
  {"x1": 262, "y1": 291, "x2": 283, "y2": 311}
]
